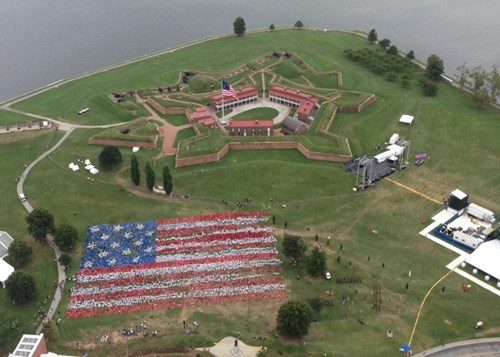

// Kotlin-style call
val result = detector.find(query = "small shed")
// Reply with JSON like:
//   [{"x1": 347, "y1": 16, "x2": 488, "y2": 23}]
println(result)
[{"x1": 281, "y1": 116, "x2": 308, "y2": 135}]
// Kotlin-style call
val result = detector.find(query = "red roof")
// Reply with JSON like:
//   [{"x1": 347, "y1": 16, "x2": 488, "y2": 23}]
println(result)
[
  {"x1": 195, "y1": 107, "x2": 207, "y2": 113},
  {"x1": 198, "y1": 118, "x2": 216, "y2": 126},
  {"x1": 229, "y1": 120, "x2": 273, "y2": 128},
  {"x1": 191, "y1": 111, "x2": 211, "y2": 120},
  {"x1": 270, "y1": 86, "x2": 317, "y2": 103},
  {"x1": 211, "y1": 86, "x2": 258, "y2": 103}
]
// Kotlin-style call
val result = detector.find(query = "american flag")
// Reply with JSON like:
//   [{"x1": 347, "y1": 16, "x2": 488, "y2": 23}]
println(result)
[
  {"x1": 222, "y1": 81, "x2": 237, "y2": 98},
  {"x1": 66, "y1": 212, "x2": 287, "y2": 318}
]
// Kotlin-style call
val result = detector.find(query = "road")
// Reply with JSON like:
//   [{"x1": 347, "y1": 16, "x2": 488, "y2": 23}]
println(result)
[{"x1": 413, "y1": 338, "x2": 500, "y2": 357}]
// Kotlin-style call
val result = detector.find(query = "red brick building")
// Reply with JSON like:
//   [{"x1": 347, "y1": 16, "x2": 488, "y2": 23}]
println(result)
[
  {"x1": 269, "y1": 86, "x2": 319, "y2": 123},
  {"x1": 228, "y1": 120, "x2": 273, "y2": 136},
  {"x1": 210, "y1": 86, "x2": 259, "y2": 112}
]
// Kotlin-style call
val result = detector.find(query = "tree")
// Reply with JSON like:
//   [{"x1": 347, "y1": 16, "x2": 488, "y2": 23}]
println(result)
[
  {"x1": 488, "y1": 65, "x2": 500, "y2": 102},
  {"x1": 378, "y1": 38, "x2": 391, "y2": 50},
  {"x1": 6, "y1": 240, "x2": 33, "y2": 267},
  {"x1": 282, "y1": 234, "x2": 307, "y2": 262},
  {"x1": 425, "y1": 54, "x2": 444, "y2": 80},
  {"x1": 26, "y1": 207, "x2": 55, "y2": 242},
  {"x1": 308, "y1": 297, "x2": 323, "y2": 313},
  {"x1": 98, "y1": 145, "x2": 122, "y2": 169},
  {"x1": 130, "y1": 154, "x2": 140, "y2": 186},
  {"x1": 422, "y1": 79, "x2": 438, "y2": 97},
  {"x1": 54, "y1": 224, "x2": 78, "y2": 252},
  {"x1": 294, "y1": 20, "x2": 304, "y2": 30},
  {"x1": 367, "y1": 29, "x2": 377, "y2": 43},
  {"x1": 456, "y1": 63, "x2": 469, "y2": 90},
  {"x1": 5, "y1": 271, "x2": 36, "y2": 304},
  {"x1": 269, "y1": 24, "x2": 275, "y2": 31},
  {"x1": 276, "y1": 300, "x2": 313, "y2": 338},
  {"x1": 305, "y1": 247, "x2": 327, "y2": 277},
  {"x1": 43, "y1": 320, "x2": 59, "y2": 343},
  {"x1": 162, "y1": 165, "x2": 173, "y2": 195},
  {"x1": 387, "y1": 45, "x2": 398, "y2": 56},
  {"x1": 469, "y1": 66, "x2": 490, "y2": 107},
  {"x1": 233, "y1": 17, "x2": 246, "y2": 37},
  {"x1": 406, "y1": 50, "x2": 415, "y2": 60},
  {"x1": 145, "y1": 161, "x2": 155, "y2": 191},
  {"x1": 58, "y1": 253, "x2": 71, "y2": 268}
]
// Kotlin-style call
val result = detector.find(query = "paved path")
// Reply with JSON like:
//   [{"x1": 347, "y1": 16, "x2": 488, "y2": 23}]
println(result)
[
  {"x1": 413, "y1": 337, "x2": 500, "y2": 356},
  {"x1": 15, "y1": 128, "x2": 74, "y2": 334},
  {"x1": 137, "y1": 98, "x2": 193, "y2": 155}
]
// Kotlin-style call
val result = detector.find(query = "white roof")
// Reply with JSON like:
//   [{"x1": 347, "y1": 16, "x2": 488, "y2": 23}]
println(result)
[
  {"x1": 0, "y1": 259, "x2": 14, "y2": 284},
  {"x1": 71, "y1": 165, "x2": 79, "y2": 172},
  {"x1": 0, "y1": 231, "x2": 14, "y2": 258},
  {"x1": 85, "y1": 164, "x2": 94, "y2": 171},
  {"x1": 466, "y1": 240, "x2": 500, "y2": 280},
  {"x1": 90, "y1": 168, "x2": 99, "y2": 175},
  {"x1": 84, "y1": 159, "x2": 91, "y2": 165},
  {"x1": 451, "y1": 189, "x2": 468, "y2": 200},
  {"x1": 389, "y1": 133, "x2": 399, "y2": 145},
  {"x1": 399, "y1": 114, "x2": 414, "y2": 124},
  {"x1": 132, "y1": 147, "x2": 140, "y2": 153}
]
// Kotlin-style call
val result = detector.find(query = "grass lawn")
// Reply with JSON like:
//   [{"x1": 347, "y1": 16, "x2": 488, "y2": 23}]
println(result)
[
  {"x1": 173, "y1": 127, "x2": 196, "y2": 148},
  {"x1": 1, "y1": 28, "x2": 499, "y2": 356},
  {"x1": 231, "y1": 108, "x2": 279, "y2": 120}
]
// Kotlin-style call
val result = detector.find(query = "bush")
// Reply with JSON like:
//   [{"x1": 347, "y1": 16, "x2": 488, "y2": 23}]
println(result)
[
  {"x1": 422, "y1": 79, "x2": 438, "y2": 96},
  {"x1": 282, "y1": 234, "x2": 307, "y2": 262}
]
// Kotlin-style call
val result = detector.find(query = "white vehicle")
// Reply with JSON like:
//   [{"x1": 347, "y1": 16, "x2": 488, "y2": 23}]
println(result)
[
  {"x1": 325, "y1": 272, "x2": 332, "y2": 280},
  {"x1": 78, "y1": 108, "x2": 90, "y2": 115},
  {"x1": 19, "y1": 193, "x2": 27, "y2": 202}
]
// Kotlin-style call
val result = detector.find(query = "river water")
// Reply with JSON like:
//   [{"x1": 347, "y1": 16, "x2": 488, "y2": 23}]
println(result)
[{"x1": 1, "y1": 0, "x2": 499, "y2": 102}]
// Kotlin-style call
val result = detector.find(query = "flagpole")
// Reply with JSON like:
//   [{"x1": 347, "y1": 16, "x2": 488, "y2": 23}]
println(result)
[{"x1": 221, "y1": 81, "x2": 225, "y2": 124}]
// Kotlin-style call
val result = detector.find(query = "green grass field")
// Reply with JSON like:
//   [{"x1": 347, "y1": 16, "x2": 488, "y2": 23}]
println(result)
[
  {"x1": 232, "y1": 108, "x2": 279, "y2": 120},
  {"x1": 0, "y1": 28, "x2": 499, "y2": 356}
]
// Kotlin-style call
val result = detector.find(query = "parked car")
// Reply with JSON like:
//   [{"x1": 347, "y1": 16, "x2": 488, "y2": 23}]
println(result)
[
  {"x1": 19, "y1": 193, "x2": 27, "y2": 202},
  {"x1": 325, "y1": 272, "x2": 332, "y2": 280}
]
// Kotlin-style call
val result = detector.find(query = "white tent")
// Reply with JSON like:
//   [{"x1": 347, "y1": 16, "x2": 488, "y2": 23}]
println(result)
[
  {"x1": 0, "y1": 259, "x2": 14, "y2": 287},
  {"x1": 85, "y1": 164, "x2": 94, "y2": 171},
  {"x1": 389, "y1": 133, "x2": 399, "y2": 145},
  {"x1": 399, "y1": 114, "x2": 414, "y2": 124},
  {"x1": 465, "y1": 240, "x2": 500, "y2": 281},
  {"x1": 84, "y1": 159, "x2": 91, "y2": 165},
  {"x1": 68, "y1": 162, "x2": 75, "y2": 170},
  {"x1": 132, "y1": 147, "x2": 140, "y2": 153},
  {"x1": 71, "y1": 164, "x2": 79, "y2": 172},
  {"x1": 90, "y1": 168, "x2": 99, "y2": 175}
]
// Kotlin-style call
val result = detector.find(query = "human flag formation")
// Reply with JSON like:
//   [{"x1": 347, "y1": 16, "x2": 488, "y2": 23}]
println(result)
[
  {"x1": 66, "y1": 211, "x2": 287, "y2": 318},
  {"x1": 222, "y1": 81, "x2": 237, "y2": 98}
]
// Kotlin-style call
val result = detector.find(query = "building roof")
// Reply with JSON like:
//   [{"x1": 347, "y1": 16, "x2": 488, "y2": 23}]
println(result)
[
  {"x1": 270, "y1": 86, "x2": 317, "y2": 103},
  {"x1": 229, "y1": 120, "x2": 273, "y2": 128},
  {"x1": 399, "y1": 114, "x2": 414, "y2": 124},
  {"x1": 0, "y1": 258, "x2": 14, "y2": 284},
  {"x1": 198, "y1": 118, "x2": 216, "y2": 126},
  {"x1": 0, "y1": 231, "x2": 14, "y2": 258},
  {"x1": 281, "y1": 116, "x2": 307, "y2": 133},
  {"x1": 451, "y1": 189, "x2": 468, "y2": 200},
  {"x1": 211, "y1": 86, "x2": 258, "y2": 103}
]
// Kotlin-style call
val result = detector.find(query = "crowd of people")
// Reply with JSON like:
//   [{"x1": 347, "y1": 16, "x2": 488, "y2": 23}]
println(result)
[{"x1": 66, "y1": 211, "x2": 287, "y2": 319}]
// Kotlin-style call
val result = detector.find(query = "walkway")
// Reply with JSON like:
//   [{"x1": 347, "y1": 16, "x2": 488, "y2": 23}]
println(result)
[
  {"x1": 413, "y1": 337, "x2": 500, "y2": 356},
  {"x1": 14, "y1": 128, "x2": 74, "y2": 334},
  {"x1": 137, "y1": 98, "x2": 193, "y2": 155}
]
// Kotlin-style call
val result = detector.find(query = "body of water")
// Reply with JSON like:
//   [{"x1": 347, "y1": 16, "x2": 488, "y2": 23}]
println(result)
[{"x1": 1, "y1": 0, "x2": 499, "y2": 102}]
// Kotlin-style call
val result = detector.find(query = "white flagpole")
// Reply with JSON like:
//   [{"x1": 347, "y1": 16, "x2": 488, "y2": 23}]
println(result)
[{"x1": 221, "y1": 81, "x2": 225, "y2": 124}]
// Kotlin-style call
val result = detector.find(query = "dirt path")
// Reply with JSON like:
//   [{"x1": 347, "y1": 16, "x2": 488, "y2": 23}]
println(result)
[{"x1": 386, "y1": 178, "x2": 442, "y2": 205}]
